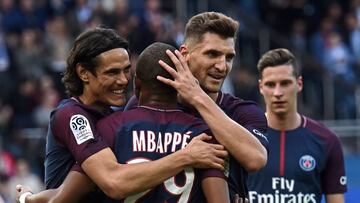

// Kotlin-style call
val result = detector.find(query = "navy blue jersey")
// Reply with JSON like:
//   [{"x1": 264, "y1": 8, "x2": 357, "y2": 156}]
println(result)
[
  {"x1": 124, "y1": 92, "x2": 269, "y2": 201},
  {"x1": 44, "y1": 97, "x2": 109, "y2": 202},
  {"x1": 208, "y1": 92, "x2": 268, "y2": 201},
  {"x1": 97, "y1": 105, "x2": 225, "y2": 203},
  {"x1": 247, "y1": 116, "x2": 347, "y2": 203}
]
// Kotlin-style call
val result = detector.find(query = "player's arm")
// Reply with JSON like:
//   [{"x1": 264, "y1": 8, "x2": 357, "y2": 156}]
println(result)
[
  {"x1": 322, "y1": 130, "x2": 347, "y2": 203},
  {"x1": 202, "y1": 177, "x2": 230, "y2": 203},
  {"x1": 81, "y1": 134, "x2": 228, "y2": 200},
  {"x1": 16, "y1": 185, "x2": 57, "y2": 203},
  {"x1": 157, "y1": 50, "x2": 267, "y2": 172},
  {"x1": 16, "y1": 171, "x2": 94, "y2": 203},
  {"x1": 325, "y1": 194, "x2": 344, "y2": 203}
]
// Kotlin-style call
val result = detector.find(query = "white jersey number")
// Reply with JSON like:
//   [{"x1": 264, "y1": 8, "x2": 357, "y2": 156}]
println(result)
[{"x1": 124, "y1": 158, "x2": 195, "y2": 203}]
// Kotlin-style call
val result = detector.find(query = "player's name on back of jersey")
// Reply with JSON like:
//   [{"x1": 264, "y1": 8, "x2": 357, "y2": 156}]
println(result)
[
  {"x1": 249, "y1": 177, "x2": 316, "y2": 203},
  {"x1": 132, "y1": 130, "x2": 192, "y2": 153}
]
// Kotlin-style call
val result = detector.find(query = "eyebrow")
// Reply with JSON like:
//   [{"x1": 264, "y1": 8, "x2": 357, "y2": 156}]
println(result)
[{"x1": 123, "y1": 64, "x2": 132, "y2": 70}]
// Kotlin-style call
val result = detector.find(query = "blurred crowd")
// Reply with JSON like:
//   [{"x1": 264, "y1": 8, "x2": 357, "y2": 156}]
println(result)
[
  {"x1": 258, "y1": 0, "x2": 360, "y2": 120},
  {"x1": 0, "y1": 0, "x2": 359, "y2": 202}
]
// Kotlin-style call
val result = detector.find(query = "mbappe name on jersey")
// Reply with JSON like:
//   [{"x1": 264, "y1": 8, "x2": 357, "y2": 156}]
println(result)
[{"x1": 132, "y1": 130, "x2": 192, "y2": 153}]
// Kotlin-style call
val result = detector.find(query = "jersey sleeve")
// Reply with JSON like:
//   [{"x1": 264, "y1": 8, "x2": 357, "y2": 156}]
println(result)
[
  {"x1": 71, "y1": 163, "x2": 84, "y2": 174},
  {"x1": 232, "y1": 103, "x2": 269, "y2": 152},
  {"x1": 321, "y1": 133, "x2": 347, "y2": 194},
  {"x1": 199, "y1": 168, "x2": 227, "y2": 180},
  {"x1": 52, "y1": 107, "x2": 109, "y2": 164}
]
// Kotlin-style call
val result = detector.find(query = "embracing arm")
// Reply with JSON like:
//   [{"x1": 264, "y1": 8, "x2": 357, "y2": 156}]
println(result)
[
  {"x1": 202, "y1": 177, "x2": 230, "y2": 203},
  {"x1": 157, "y1": 50, "x2": 267, "y2": 172},
  {"x1": 81, "y1": 134, "x2": 227, "y2": 199},
  {"x1": 17, "y1": 186, "x2": 57, "y2": 203},
  {"x1": 16, "y1": 171, "x2": 95, "y2": 203},
  {"x1": 189, "y1": 94, "x2": 267, "y2": 172}
]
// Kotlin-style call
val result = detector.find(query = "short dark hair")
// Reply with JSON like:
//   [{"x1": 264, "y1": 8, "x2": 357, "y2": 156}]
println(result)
[
  {"x1": 257, "y1": 48, "x2": 300, "y2": 78},
  {"x1": 62, "y1": 27, "x2": 129, "y2": 96},
  {"x1": 184, "y1": 12, "x2": 239, "y2": 44},
  {"x1": 136, "y1": 42, "x2": 177, "y2": 96}
]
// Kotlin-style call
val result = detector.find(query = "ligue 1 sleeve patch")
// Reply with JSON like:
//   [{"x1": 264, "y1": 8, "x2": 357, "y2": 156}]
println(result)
[{"x1": 70, "y1": 114, "x2": 94, "y2": 145}]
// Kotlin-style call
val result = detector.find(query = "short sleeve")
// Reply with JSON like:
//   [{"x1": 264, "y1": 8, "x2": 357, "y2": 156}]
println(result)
[
  {"x1": 52, "y1": 107, "x2": 109, "y2": 164},
  {"x1": 321, "y1": 134, "x2": 347, "y2": 194},
  {"x1": 232, "y1": 104, "x2": 269, "y2": 152},
  {"x1": 199, "y1": 168, "x2": 227, "y2": 180}
]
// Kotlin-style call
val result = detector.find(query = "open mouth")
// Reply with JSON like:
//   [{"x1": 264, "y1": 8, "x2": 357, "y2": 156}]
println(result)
[
  {"x1": 112, "y1": 89, "x2": 125, "y2": 95},
  {"x1": 208, "y1": 73, "x2": 225, "y2": 82}
]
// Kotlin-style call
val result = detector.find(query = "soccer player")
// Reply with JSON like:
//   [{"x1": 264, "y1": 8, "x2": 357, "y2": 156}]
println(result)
[
  {"x1": 18, "y1": 42, "x2": 230, "y2": 203},
  {"x1": 136, "y1": 12, "x2": 269, "y2": 202},
  {"x1": 44, "y1": 27, "x2": 132, "y2": 202},
  {"x1": 99, "y1": 42, "x2": 229, "y2": 202},
  {"x1": 17, "y1": 28, "x2": 227, "y2": 203},
  {"x1": 247, "y1": 48, "x2": 347, "y2": 203}
]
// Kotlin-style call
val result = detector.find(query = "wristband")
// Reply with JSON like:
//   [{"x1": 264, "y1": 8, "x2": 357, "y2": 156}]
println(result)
[{"x1": 19, "y1": 192, "x2": 32, "y2": 203}]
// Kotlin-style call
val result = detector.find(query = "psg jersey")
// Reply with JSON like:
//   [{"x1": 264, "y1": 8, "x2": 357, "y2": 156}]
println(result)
[
  {"x1": 97, "y1": 105, "x2": 225, "y2": 203},
  {"x1": 247, "y1": 116, "x2": 347, "y2": 203},
  {"x1": 124, "y1": 92, "x2": 269, "y2": 201},
  {"x1": 44, "y1": 97, "x2": 109, "y2": 189}
]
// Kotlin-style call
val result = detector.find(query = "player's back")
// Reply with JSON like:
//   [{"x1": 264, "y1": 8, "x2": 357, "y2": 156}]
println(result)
[
  {"x1": 124, "y1": 93, "x2": 269, "y2": 201},
  {"x1": 97, "y1": 106, "x2": 215, "y2": 203}
]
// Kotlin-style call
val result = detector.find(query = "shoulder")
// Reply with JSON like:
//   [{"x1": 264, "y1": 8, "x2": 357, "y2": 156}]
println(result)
[
  {"x1": 53, "y1": 98, "x2": 87, "y2": 117},
  {"x1": 219, "y1": 92, "x2": 265, "y2": 115},
  {"x1": 220, "y1": 92, "x2": 267, "y2": 126},
  {"x1": 51, "y1": 99, "x2": 97, "y2": 129},
  {"x1": 303, "y1": 116, "x2": 341, "y2": 148},
  {"x1": 98, "y1": 110, "x2": 124, "y2": 127},
  {"x1": 304, "y1": 116, "x2": 337, "y2": 139}
]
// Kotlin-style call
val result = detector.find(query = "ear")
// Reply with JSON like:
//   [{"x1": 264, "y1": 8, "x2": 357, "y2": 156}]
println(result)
[
  {"x1": 297, "y1": 76, "x2": 303, "y2": 92},
  {"x1": 179, "y1": 44, "x2": 189, "y2": 57},
  {"x1": 76, "y1": 64, "x2": 89, "y2": 83},
  {"x1": 258, "y1": 79, "x2": 264, "y2": 95}
]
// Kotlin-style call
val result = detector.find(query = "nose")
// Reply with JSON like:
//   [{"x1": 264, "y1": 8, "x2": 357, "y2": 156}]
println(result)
[
  {"x1": 117, "y1": 72, "x2": 129, "y2": 85},
  {"x1": 214, "y1": 56, "x2": 227, "y2": 72},
  {"x1": 273, "y1": 84, "x2": 283, "y2": 97}
]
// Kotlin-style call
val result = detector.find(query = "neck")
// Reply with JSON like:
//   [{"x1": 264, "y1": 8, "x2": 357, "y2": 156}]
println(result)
[
  {"x1": 79, "y1": 93, "x2": 109, "y2": 114},
  {"x1": 139, "y1": 92, "x2": 178, "y2": 109},
  {"x1": 266, "y1": 111, "x2": 302, "y2": 131},
  {"x1": 208, "y1": 92, "x2": 219, "y2": 102}
]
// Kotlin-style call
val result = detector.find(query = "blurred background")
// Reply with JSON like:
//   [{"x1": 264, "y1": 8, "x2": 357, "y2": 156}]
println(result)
[{"x1": 0, "y1": 0, "x2": 359, "y2": 202}]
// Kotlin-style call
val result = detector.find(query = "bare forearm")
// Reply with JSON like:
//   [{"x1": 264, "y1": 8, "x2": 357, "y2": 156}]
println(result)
[
  {"x1": 24, "y1": 190, "x2": 58, "y2": 203},
  {"x1": 193, "y1": 94, "x2": 267, "y2": 171},
  {"x1": 325, "y1": 194, "x2": 344, "y2": 203},
  {"x1": 82, "y1": 148, "x2": 192, "y2": 199},
  {"x1": 24, "y1": 171, "x2": 94, "y2": 203},
  {"x1": 113, "y1": 150, "x2": 192, "y2": 196},
  {"x1": 202, "y1": 177, "x2": 230, "y2": 203}
]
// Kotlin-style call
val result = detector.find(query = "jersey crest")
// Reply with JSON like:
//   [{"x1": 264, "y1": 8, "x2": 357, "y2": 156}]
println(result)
[{"x1": 299, "y1": 155, "x2": 316, "y2": 171}]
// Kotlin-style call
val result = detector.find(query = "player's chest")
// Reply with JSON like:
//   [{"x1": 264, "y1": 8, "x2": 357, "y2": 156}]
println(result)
[{"x1": 266, "y1": 130, "x2": 326, "y2": 179}]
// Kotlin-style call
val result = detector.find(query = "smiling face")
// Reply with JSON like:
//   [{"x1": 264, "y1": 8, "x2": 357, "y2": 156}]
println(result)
[
  {"x1": 259, "y1": 64, "x2": 303, "y2": 117},
  {"x1": 182, "y1": 33, "x2": 235, "y2": 97},
  {"x1": 84, "y1": 48, "x2": 131, "y2": 108}
]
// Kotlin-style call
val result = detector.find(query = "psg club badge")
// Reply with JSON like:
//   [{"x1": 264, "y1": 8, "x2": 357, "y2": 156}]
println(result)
[{"x1": 299, "y1": 155, "x2": 316, "y2": 171}]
